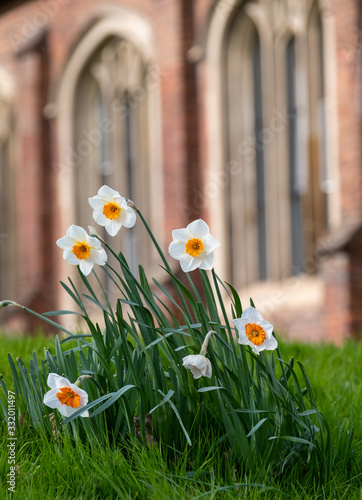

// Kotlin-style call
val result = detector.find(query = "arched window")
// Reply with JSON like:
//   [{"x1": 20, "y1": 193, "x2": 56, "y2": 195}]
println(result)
[
  {"x1": 0, "y1": 72, "x2": 15, "y2": 301},
  {"x1": 56, "y1": 13, "x2": 163, "y2": 311},
  {"x1": 74, "y1": 37, "x2": 151, "y2": 275},
  {"x1": 205, "y1": 0, "x2": 336, "y2": 289}
]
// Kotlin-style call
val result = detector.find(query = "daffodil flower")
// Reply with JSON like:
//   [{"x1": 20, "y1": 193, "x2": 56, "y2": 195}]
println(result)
[
  {"x1": 182, "y1": 330, "x2": 214, "y2": 379},
  {"x1": 88, "y1": 185, "x2": 136, "y2": 236},
  {"x1": 232, "y1": 306, "x2": 277, "y2": 355},
  {"x1": 56, "y1": 225, "x2": 107, "y2": 276},
  {"x1": 43, "y1": 373, "x2": 89, "y2": 418},
  {"x1": 182, "y1": 355, "x2": 212, "y2": 379},
  {"x1": 169, "y1": 219, "x2": 220, "y2": 272}
]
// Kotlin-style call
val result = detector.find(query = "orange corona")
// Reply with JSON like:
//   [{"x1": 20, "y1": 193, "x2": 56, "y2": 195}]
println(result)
[
  {"x1": 72, "y1": 242, "x2": 91, "y2": 260},
  {"x1": 185, "y1": 238, "x2": 204, "y2": 257},
  {"x1": 103, "y1": 202, "x2": 121, "y2": 220},
  {"x1": 245, "y1": 323, "x2": 267, "y2": 346},
  {"x1": 56, "y1": 387, "x2": 80, "y2": 408}
]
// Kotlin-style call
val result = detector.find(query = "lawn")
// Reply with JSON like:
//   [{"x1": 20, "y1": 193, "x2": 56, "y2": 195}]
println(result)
[{"x1": 1, "y1": 331, "x2": 361, "y2": 499}]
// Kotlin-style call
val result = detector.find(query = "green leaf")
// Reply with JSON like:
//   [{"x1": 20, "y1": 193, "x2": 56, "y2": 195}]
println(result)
[
  {"x1": 198, "y1": 386, "x2": 224, "y2": 393},
  {"x1": 246, "y1": 418, "x2": 269, "y2": 438}
]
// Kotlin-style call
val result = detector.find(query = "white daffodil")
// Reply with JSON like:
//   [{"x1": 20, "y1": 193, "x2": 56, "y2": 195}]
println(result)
[
  {"x1": 169, "y1": 219, "x2": 220, "y2": 272},
  {"x1": 56, "y1": 225, "x2": 107, "y2": 276},
  {"x1": 43, "y1": 373, "x2": 89, "y2": 418},
  {"x1": 182, "y1": 355, "x2": 212, "y2": 379},
  {"x1": 232, "y1": 306, "x2": 278, "y2": 355},
  {"x1": 88, "y1": 185, "x2": 136, "y2": 237}
]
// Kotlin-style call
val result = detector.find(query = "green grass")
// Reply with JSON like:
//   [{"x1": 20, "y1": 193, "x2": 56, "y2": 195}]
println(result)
[{"x1": 1, "y1": 332, "x2": 361, "y2": 499}]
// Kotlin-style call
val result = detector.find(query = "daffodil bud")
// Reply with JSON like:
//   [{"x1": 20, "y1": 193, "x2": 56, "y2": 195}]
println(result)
[{"x1": 182, "y1": 355, "x2": 212, "y2": 379}]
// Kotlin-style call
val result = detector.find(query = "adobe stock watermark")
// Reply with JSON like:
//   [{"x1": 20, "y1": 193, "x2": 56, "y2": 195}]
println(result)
[
  {"x1": 7, "y1": 391, "x2": 17, "y2": 493},
  {"x1": 7, "y1": 0, "x2": 70, "y2": 52},
  {"x1": 52, "y1": 65, "x2": 164, "y2": 176}
]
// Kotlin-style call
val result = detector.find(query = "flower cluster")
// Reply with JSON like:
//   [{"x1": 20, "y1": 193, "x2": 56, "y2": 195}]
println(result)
[
  {"x1": 49, "y1": 185, "x2": 278, "y2": 418},
  {"x1": 56, "y1": 185, "x2": 136, "y2": 276},
  {"x1": 57, "y1": 185, "x2": 218, "y2": 276}
]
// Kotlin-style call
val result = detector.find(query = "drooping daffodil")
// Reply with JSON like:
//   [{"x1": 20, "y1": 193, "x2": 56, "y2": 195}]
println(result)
[
  {"x1": 43, "y1": 373, "x2": 89, "y2": 418},
  {"x1": 232, "y1": 306, "x2": 277, "y2": 355},
  {"x1": 56, "y1": 224, "x2": 107, "y2": 276},
  {"x1": 169, "y1": 219, "x2": 220, "y2": 272},
  {"x1": 182, "y1": 330, "x2": 214, "y2": 379},
  {"x1": 182, "y1": 354, "x2": 212, "y2": 379},
  {"x1": 88, "y1": 185, "x2": 136, "y2": 236}
]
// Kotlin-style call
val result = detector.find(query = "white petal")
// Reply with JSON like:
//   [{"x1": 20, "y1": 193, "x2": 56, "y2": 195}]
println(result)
[
  {"x1": 169, "y1": 241, "x2": 186, "y2": 259},
  {"x1": 91, "y1": 247, "x2": 107, "y2": 266},
  {"x1": 43, "y1": 389, "x2": 60, "y2": 408},
  {"x1": 56, "y1": 235, "x2": 74, "y2": 249},
  {"x1": 232, "y1": 318, "x2": 248, "y2": 333},
  {"x1": 171, "y1": 228, "x2": 191, "y2": 242},
  {"x1": 88, "y1": 196, "x2": 106, "y2": 209},
  {"x1": 67, "y1": 225, "x2": 88, "y2": 241},
  {"x1": 79, "y1": 259, "x2": 94, "y2": 276},
  {"x1": 189, "y1": 366, "x2": 203, "y2": 378},
  {"x1": 198, "y1": 252, "x2": 214, "y2": 270},
  {"x1": 258, "y1": 320, "x2": 274, "y2": 338},
  {"x1": 241, "y1": 306, "x2": 263, "y2": 323},
  {"x1": 69, "y1": 384, "x2": 88, "y2": 400},
  {"x1": 87, "y1": 235, "x2": 101, "y2": 249},
  {"x1": 93, "y1": 210, "x2": 108, "y2": 227},
  {"x1": 80, "y1": 410, "x2": 89, "y2": 418},
  {"x1": 204, "y1": 360, "x2": 212, "y2": 378},
  {"x1": 262, "y1": 335, "x2": 278, "y2": 351},
  {"x1": 57, "y1": 404, "x2": 78, "y2": 418},
  {"x1": 251, "y1": 344, "x2": 262, "y2": 355},
  {"x1": 203, "y1": 234, "x2": 220, "y2": 253},
  {"x1": 182, "y1": 355, "x2": 198, "y2": 367},
  {"x1": 63, "y1": 249, "x2": 79, "y2": 265},
  {"x1": 187, "y1": 219, "x2": 209, "y2": 237},
  {"x1": 104, "y1": 220, "x2": 122, "y2": 237},
  {"x1": 179, "y1": 254, "x2": 199, "y2": 273},
  {"x1": 121, "y1": 207, "x2": 136, "y2": 228},
  {"x1": 116, "y1": 196, "x2": 129, "y2": 210},
  {"x1": 47, "y1": 373, "x2": 71, "y2": 389},
  {"x1": 98, "y1": 185, "x2": 120, "y2": 199},
  {"x1": 237, "y1": 332, "x2": 252, "y2": 346}
]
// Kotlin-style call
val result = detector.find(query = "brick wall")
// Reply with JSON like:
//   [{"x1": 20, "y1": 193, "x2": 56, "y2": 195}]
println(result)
[{"x1": 0, "y1": 0, "x2": 361, "y2": 340}]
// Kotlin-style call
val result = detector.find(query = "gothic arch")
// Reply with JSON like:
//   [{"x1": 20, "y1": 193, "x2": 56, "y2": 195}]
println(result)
[{"x1": 55, "y1": 10, "x2": 164, "y2": 313}]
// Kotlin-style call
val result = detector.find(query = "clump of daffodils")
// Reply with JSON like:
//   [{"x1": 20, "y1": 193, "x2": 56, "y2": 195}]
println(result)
[{"x1": 52, "y1": 185, "x2": 277, "y2": 422}]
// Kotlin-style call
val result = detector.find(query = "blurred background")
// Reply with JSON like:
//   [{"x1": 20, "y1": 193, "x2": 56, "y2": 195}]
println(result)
[{"x1": 0, "y1": 0, "x2": 361, "y2": 341}]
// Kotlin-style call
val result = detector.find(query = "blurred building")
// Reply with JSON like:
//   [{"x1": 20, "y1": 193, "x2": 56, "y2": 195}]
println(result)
[{"x1": 0, "y1": 0, "x2": 361, "y2": 341}]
